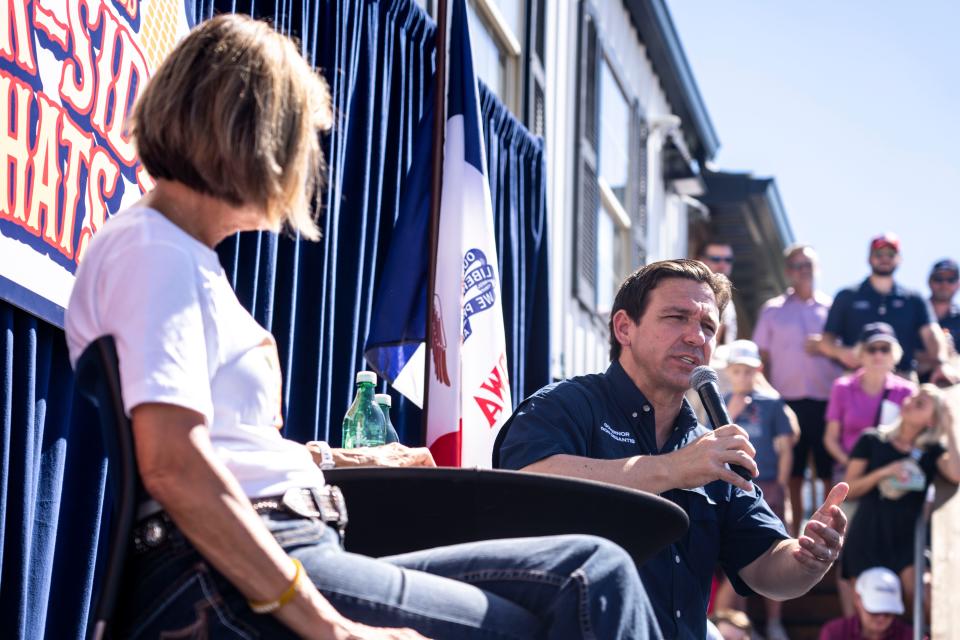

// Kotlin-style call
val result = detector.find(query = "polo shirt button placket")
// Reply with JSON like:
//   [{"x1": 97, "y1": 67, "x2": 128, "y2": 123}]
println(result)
[{"x1": 642, "y1": 404, "x2": 651, "y2": 413}]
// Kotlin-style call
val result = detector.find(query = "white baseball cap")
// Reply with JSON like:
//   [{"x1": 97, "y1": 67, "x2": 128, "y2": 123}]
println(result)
[
  {"x1": 726, "y1": 340, "x2": 762, "y2": 368},
  {"x1": 855, "y1": 567, "x2": 904, "y2": 615}
]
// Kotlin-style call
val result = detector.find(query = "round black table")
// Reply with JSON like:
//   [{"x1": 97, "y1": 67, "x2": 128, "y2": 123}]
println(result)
[{"x1": 322, "y1": 467, "x2": 688, "y2": 567}]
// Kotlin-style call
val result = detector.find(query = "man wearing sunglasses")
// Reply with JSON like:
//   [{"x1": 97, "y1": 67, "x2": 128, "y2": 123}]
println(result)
[
  {"x1": 919, "y1": 259, "x2": 960, "y2": 382},
  {"x1": 820, "y1": 233, "x2": 957, "y2": 385},
  {"x1": 697, "y1": 242, "x2": 738, "y2": 345}
]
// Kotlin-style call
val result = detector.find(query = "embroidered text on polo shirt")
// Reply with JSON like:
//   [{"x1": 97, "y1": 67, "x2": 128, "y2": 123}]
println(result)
[{"x1": 600, "y1": 422, "x2": 636, "y2": 444}]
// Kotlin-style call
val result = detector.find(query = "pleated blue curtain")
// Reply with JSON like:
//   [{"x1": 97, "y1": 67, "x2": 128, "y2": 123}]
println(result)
[
  {"x1": 481, "y1": 91, "x2": 551, "y2": 404},
  {"x1": 212, "y1": 0, "x2": 551, "y2": 443},
  {"x1": 0, "y1": 1, "x2": 550, "y2": 637},
  {"x1": 0, "y1": 307, "x2": 107, "y2": 638}
]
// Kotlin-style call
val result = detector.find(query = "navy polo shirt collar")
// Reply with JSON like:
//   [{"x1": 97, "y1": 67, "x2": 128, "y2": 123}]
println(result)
[
  {"x1": 606, "y1": 360, "x2": 649, "y2": 419},
  {"x1": 859, "y1": 277, "x2": 905, "y2": 298},
  {"x1": 604, "y1": 360, "x2": 700, "y2": 449}
]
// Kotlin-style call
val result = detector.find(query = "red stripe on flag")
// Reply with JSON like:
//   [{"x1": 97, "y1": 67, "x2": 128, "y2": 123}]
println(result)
[{"x1": 429, "y1": 423, "x2": 462, "y2": 467}]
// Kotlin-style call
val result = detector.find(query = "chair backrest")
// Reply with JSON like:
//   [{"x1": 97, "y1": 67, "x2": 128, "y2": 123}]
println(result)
[
  {"x1": 491, "y1": 414, "x2": 514, "y2": 468},
  {"x1": 75, "y1": 336, "x2": 139, "y2": 640}
]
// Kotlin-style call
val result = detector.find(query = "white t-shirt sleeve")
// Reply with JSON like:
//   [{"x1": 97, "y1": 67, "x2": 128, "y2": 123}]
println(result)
[{"x1": 97, "y1": 242, "x2": 215, "y2": 422}]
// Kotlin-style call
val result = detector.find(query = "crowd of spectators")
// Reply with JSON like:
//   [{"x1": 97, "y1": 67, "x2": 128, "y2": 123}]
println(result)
[{"x1": 708, "y1": 234, "x2": 960, "y2": 639}]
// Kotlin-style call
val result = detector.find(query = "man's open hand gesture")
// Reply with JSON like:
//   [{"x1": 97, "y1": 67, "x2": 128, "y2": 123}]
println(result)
[{"x1": 794, "y1": 482, "x2": 848, "y2": 574}]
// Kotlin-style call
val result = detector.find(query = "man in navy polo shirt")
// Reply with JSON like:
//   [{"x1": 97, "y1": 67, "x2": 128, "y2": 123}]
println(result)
[
  {"x1": 820, "y1": 233, "x2": 956, "y2": 384},
  {"x1": 925, "y1": 258, "x2": 960, "y2": 362},
  {"x1": 496, "y1": 259, "x2": 848, "y2": 639}
]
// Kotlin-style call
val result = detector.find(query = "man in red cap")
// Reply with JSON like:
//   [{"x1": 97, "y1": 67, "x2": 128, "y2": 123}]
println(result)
[{"x1": 820, "y1": 233, "x2": 956, "y2": 384}]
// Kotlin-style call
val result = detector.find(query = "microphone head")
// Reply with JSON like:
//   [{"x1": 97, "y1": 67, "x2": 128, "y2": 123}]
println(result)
[{"x1": 690, "y1": 365, "x2": 719, "y2": 391}]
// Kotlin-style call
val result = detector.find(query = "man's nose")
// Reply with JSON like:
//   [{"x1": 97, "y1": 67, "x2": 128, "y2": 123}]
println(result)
[{"x1": 683, "y1": 322, "x2": 707, "y2": 345}]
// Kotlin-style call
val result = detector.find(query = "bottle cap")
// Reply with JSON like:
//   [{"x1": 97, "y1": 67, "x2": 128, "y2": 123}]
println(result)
[
  {"x1": 374, "y1": 393, "x2": 392, "y2": 407},
  {"x1": 355, "y1": 371, "x2": 377, "y2": 385}
]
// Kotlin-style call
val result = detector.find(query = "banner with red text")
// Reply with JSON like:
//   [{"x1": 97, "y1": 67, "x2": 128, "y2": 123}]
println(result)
[{"x1": 0, "y1": 0, "x2": 191, "y2": 326}]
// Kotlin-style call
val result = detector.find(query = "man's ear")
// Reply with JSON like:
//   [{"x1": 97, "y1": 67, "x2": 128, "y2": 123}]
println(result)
[{"x1": 611, "y1": 309, "x2": 634, "y2": 348}]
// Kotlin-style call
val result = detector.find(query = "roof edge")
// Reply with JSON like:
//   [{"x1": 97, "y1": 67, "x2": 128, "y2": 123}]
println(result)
[{"x1": 624, "y1": 0, "x2": 721, "y2": 162}]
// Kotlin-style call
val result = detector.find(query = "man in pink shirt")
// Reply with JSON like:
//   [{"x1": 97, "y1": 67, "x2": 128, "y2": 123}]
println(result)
[
  {"x1": 753, "y1": 244, "x2": 844, "y2": 535},
  {"x1": 819, "y1": 567, "x2": 912, "y2": 640}
]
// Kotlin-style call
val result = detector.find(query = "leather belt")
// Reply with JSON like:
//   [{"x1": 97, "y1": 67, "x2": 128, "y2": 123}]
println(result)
[
  {"x1": 250, "y1": 486, "x2": 348, "y2": 539},
  {"x1": 132, "y1": 485, "x2": 348, "y2": 554}
]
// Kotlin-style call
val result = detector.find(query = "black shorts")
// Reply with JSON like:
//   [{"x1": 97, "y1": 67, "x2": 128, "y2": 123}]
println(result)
[{"x1": 785, "y1": 399, "x2": 832, "y2": 480}]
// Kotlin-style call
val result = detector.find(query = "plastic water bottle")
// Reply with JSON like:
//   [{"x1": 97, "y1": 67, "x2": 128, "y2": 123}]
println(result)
[
  {"x1": 342, "y1": 372, "x2": 385, "y2": 448},
  {"x1": 375, "y1": 393, "x2": 401, "y2": 444}
]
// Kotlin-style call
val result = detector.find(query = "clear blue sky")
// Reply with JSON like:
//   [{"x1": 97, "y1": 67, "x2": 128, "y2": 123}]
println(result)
[{"x1": 666, "y1": 1, "x2": 960, "y2": 298}]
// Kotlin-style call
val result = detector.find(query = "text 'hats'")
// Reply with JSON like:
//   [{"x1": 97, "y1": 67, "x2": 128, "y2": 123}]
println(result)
[
  {"x1": 930, "y1": 258, "x2": 959, "y2": 277},
  {"x1": 726, "y1": 340, "x2": 762, "y2": 368},
  {"x1": 869, "y1": 232, "x2": 900, "y2": 253},
  {"x1": 859, "y1": 322, "x2": 898, "y2": 346},
  {"x1": 855, "y1": 567, "x2": 905, "y2": 615}
]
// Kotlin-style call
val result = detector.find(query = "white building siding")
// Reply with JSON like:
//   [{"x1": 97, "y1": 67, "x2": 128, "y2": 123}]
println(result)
[{"x1": 545, "y1": 0, "x2": 690, "y2": 380}]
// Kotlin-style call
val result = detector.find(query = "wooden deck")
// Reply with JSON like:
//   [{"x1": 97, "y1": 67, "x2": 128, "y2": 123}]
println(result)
[{"x1": 931, "y1": 383, "x2": 960, "y2": 640}]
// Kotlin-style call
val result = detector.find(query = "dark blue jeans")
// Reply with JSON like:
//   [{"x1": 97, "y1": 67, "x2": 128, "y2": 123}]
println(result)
[{"x1": 116, "y1": 512, "x2": 663, "y2": 639}]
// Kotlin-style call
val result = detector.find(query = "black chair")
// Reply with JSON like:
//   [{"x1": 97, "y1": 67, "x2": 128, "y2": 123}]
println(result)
[
  {"x1": 75, "y1": 336, "x2": 138, "y2": 640},
  {"x1": 323, "y1": 467, "x2": 689, "y2": 567},
  {"x1": 73, "y1": 335, "x2": 688, "y2": 636},
  {"x1": 491, "y1": 414, "x2": 512, "y2": 468}
]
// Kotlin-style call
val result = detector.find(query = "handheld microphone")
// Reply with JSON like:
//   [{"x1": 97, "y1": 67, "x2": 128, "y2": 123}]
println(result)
[{"x1": 689, "y1": 365, "x2": 753, "y2": 483}]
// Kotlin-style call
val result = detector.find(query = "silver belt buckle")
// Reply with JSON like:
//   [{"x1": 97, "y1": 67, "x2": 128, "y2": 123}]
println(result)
[
  {"x1": 316, "y1": 485, "x2": 348, "y2": 544},
  {"x1": 280, "y1": 487, "x2": 321, "y2": 519}
]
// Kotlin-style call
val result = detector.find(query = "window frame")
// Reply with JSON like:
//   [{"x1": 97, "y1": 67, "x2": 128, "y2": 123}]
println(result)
[
  {"x1": 466, "y1": 0, "x2": 524, "y2": 113},
  {"x1": 594, "y1": 55, "x2": 633, "y2": 314},
  {"x1": 573, "y1": 1, "x2": 649, "y2": 317}
]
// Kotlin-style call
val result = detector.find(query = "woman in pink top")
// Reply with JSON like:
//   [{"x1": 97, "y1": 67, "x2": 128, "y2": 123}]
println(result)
[
  {"x1": 823, "y1": 322, "x2": 915, "y2": 617},
  {"x1": 824, "y1": 323, "x2": 916, "y2": 478}
]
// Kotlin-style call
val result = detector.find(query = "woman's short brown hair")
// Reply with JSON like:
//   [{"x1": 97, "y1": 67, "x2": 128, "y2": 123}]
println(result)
[
  {"x1": 129, "y1": 14, "x2": 332, "y2": 240},
  {"x1": 608, "y1": 259, "x2": 731, "y2": 361}
]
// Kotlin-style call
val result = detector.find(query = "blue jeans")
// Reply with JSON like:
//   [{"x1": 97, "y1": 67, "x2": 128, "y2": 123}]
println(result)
[{"x1": 116, "y1": 512, "x2": 662, "y2": 639}]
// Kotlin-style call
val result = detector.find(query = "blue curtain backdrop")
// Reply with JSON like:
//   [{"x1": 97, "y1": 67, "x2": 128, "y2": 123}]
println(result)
[{"x1": 0, "y1": 1, "x2": 550, "y2": 637}]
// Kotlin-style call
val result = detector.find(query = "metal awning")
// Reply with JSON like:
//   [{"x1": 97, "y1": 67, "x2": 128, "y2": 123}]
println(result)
[{"x1": 696, "y1": 170, "x2": 795, "y2": 334}]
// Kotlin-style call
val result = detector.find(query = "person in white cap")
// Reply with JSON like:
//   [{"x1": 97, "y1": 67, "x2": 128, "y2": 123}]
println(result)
[
  {"x1": 712, "y1": 340, "x2": 798, "y2": 640},
  {"x1": 819, "y1": 566, "x2": 912, "y2": 639}
]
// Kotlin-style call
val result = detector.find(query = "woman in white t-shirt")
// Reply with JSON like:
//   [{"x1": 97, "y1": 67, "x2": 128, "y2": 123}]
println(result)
[{"x1": 65, "y1": 14, "x2": 660, "y2": 640}]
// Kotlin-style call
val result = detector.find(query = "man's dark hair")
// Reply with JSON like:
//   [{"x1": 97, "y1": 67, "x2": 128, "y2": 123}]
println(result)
[{"x1": 608, "y1": 259, "x2": 732, "y2": 361}]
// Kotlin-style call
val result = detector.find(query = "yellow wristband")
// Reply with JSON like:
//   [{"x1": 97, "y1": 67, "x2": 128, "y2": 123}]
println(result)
[{"x1": 248, "y1": 558, "x2": 303, "y2": 614}]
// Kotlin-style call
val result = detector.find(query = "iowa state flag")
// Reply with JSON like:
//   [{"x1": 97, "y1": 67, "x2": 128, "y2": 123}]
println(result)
[{"x1": 365, "y1": 0, "x2": 512, "y2": 467}]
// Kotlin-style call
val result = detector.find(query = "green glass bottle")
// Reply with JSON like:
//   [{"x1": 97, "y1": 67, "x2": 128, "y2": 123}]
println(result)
[
  {"x1": 375, "y1": 393, "x2": 401, "y2": 444},
  {"x1": 342, "y1": 371, "x2": 385, "y2": 448}
]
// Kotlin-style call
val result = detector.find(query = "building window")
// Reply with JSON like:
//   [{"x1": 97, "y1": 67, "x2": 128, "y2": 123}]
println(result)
[
  {"x1": 465, "y1": 0, "x2": 522, "y2": 111},
  {"x1": 595, "y1": 58, "x2": 631, "y2": 313},
  {"x1": 423, "y1": 0, "x2": 543, "y2": 134},
  {"x1": 599, "y1": 60, "x2": 630, "y2": 206},
  {"x1": 574, "y1": 4, "x2": 648, "y2": 315}
]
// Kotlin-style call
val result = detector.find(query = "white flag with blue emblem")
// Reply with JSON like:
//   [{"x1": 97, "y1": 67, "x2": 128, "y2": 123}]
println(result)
[{"x1": 365, "y1": 0, "x2": 511, "y2": 467}]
